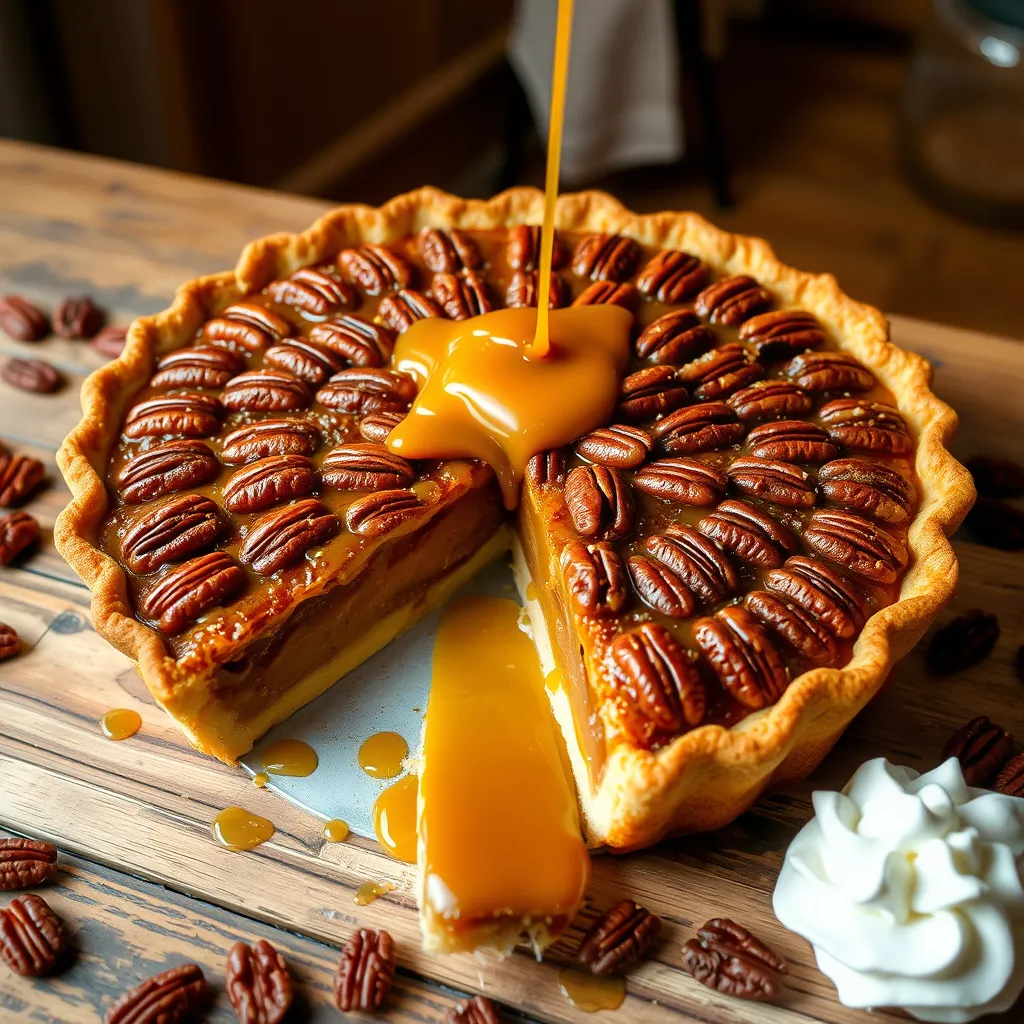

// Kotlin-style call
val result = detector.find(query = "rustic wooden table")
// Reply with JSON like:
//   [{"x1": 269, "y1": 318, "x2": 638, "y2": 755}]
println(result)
[{"x1": 0, "y1": 138, "x2": 1022, "y2": 1024}]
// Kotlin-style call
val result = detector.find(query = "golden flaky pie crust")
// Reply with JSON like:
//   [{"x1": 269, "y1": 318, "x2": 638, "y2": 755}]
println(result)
[{"x1": 56, "y1": 187, "x2": 974, "y2": 850}]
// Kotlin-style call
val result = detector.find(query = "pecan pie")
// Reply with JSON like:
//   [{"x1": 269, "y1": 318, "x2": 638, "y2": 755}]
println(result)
[{"x1": 56, "y1": 188, "x2": 972, "y2": 853}]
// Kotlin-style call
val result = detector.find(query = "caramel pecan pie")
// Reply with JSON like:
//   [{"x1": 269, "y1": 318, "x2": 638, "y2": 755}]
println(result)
[{"x1": 56, "y1": 188, "x2": 972, "y2": 850}]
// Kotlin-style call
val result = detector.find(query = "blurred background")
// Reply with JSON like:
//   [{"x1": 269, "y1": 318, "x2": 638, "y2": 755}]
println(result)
[{"x1": 1, "y1": 0, "x2": 1022, "y2": 337}]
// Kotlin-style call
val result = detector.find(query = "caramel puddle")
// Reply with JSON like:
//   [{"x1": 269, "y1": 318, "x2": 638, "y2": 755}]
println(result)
[
  {"x1": 100, "y1": 708, "x2": 142, "y2": 740},
  {"x1": 211, "y1": 807, "x2": 275, "y2": 851}
]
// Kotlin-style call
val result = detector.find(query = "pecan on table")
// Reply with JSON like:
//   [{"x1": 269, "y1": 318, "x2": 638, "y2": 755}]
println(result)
[
  {"x1": 418, "y1": 226, "x2": 481, "y2": 273},
  {"x1": 268, "y1": 266, "x2": 357, "y2": 315},
  {"x1": 432, "y1": 270, "x2": 492, "y2": 320},
  {"x1": 315, "y1": 367, "x2": 417, "y2": 416},
  {"x1": 560, "y1": 540, "x2": 628, "y2": 617},
  {"x1": 116, "y1": 440, "x2": 219, "y2": 504},
  {"x1": 698, "y1": 499, "x2": 798, "y2": 569},
  {"x1": 0, "y1": 623, "x2": 19, "y2": 661},
  {"x1": 784, "y1": 350, "x2": 874, "y2": 393},
  {"x1": 505, "y1": 269, "x2": 568, "y2": 309},
  {"x1": 745, "y1": 419, "x2": 837, "y2": 463},
  {"x1": 151, "y1": 346, "x2": 245, "y2": 389},
  {"x1": 738, "y1": 309, "x2": 826, "y2": 360},
  {"x1": 138, "y1": 551, "x2": 246, "y2": 635},
  {"x1": 575, "y1": 424, "x2": 652, "y2": 469},
  {"x1": 966, "y1": 455, "x2": 1024, "y2": 500},
  {"x1": 203, "y1": 303, "x2": 289, "y2": 352},
  {"x1": 727, "y1": 380, "x2": 812, "y2": 423},
  {"x1": 506, "y1": 224, "x2": 568, "y2": 271},
  {"x1": 0, "y1": 295, "x2": 48, "y2": 341},
  {"x1": 652, "y1": 402, "x2": 745, "y2": 455},
  {"x1": 727, "y1": 456, "x2": 815, "y2": 508},
  {"x1": 106, "y1": 963, "x2": 208, "y2": 1024},
  {"x1": 0, "y1": 449, "x2": 46, "y2": 506},
  {"x1": 818, "y1": 398, "x2": 912, "y2": 455},
  {"x1": 942, "y1": 715, "x2": 1013, "y2": 786},
  {"x1": 803, "y1": 509, "x2": 908, "y2": 584},
  {"x1": 359, "y1": 411, "x2": 407, "y2": 445},
  {"x1": 964, "y1": 498, "x2": 1024, "y2": 551},
  {"x1": 0, "y1": 510, "x2": 41, "y2": 565},
  {"x1": 220, "y1": 418, "x2": 321, "y2": 465},
  {"x1": 226, "y1": 939, "x2": 292, "y2": 1024},
  {"x1": 222, "y1": 455, "x2": 319, "y2": 514},
  {"x1": 526, "y1": 448, "x2": 567, "y2": 487},
  {"x1": 2, "y1": 356, "x2": 64, "y2": 393},
  {"x1": 635, "y1": 309, "x2": 714, "y2": 365},
  {"x1": 334, "y1": 927, "x2": 396, "y2": 1013},
  {"x1": 628, "y1": 553, "x2": 697, "y2": 619},
  {"x1": 617, "y1": 366, "x2": 688, "y2": 422},
  {"x1": 647, "y1": 525, "x2": 738, "y2": 606},
  {"x1": 222, "y1": 369, "x2": 312, "y2": 413},
  {"x1": 818, "y1": 458, "x2": 916, "y2": 524},
  {"x1": 633, "y1": 457, "x2": 727, "y2": 507},
  {"x1": 577, "y1": 898, "x2": 661, "y2": 975},
  {"x1": 745, "y1": 589, "x2": 838, "y2": 666},
  {"x1": 0, "y1": 893, "x2": 64, "y2": 976},
  {"x1": 926, "y1": 611, "x2": 999, "y2": 676},
  {"x1": 682, "y1": 918, "x2": 787, "y2": 1002},
  {"x1": 694, "y1": 275, "x2": 771, "y2": 326},
  {"x1": 571, "y1": 280, "x2": 640, "y2": 311},
  {"x1": 322, "y1": 442, "x2": 415, "y2": 491},
  {"x1": 0, "y1": 837, "x2": 58, "y2": 890},
  {"x1": 240, "y1": 500, "x2": 339, "y2": 576},
  {"x1": 764, "y1": 556, "x2": 866, "y2": 640},
  {"x1": 91, "y1": 326, "x2": 129, "y2": 359},
  {"x1": 447, "y1": 994, "x2": 503, "y2": 1024},
  {"x1": 121, "y1": 494, "x2": 222, "y2": 576},
  {"x1": 676, "y1": 343, "x2": 763, "y2": 401},
  {"x1": 995, "y1": 753, "x2": 1024, "y2": 797},
  {"x1": 378, "y1": 289, "x2": 443, "y2": 333},
  {"x1": 338, "y1": 245, "x2": 414, "y2": 295},
  {"x1": 571, "y1": 233, "x2": 641, "y2": 283},
  {"x1": 564, "y1": 465, "x2": 635, "y2": 540},
  {"x1": 636, "y1": 249, "x2": 707, "y2": 304},
  {"x1": 345, "y1": 489, "x2": 424, "y2": 538},
  {"x1": 310, "y1": 315, "x2": 393, "y2": 368},
  {"x1": 263, "y1": 337, "x2": 346, "y2": 385},
  {"x1": 123, "y1": 393, "x2": 224, "y2": 440},
  {"x1": 54, "y1": 295, "x2": 104, "y2": 338}
]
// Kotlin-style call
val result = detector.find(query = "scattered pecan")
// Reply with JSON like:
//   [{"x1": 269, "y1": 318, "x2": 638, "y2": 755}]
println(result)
[
  {"x1": 432, "y1": 270, "x2": 492, "y2": 319},
  {"x1": 222, "y1": 369, "x2": 312, "y2": 413},
  {"x1": 345, "y1": 489, "x2": 424, "y2": 537},
  {"x1": 698, "y1": 499, "x2": 798, "y2": 568},
  {"x1": 738, "y1": 309, "x2": 826, "y2": 360},
  {"x1": 220, "y1": 418, "x2": 321, "y2": 465},
  {"x1": 610, "y1": 623, "x2": 705, "y2": 747},
  {"x1": 818, "y1": 398, "x2": 911, "y2": 455},
  {"x1": 203, "y1": 303, "x2": 290, "y2": 351},
  {"x1": 676, "y1": 343, "x2": 763, "y2": 401},
  {"x1": 506, "y1": 224, "x2": 567, "y2": 271},
  {"x1": 417, "y1": 227, "x2": 481, "y2": 272},
  {"x1": 652, "y1": 402, "x2": 745, "y2": 455},
  {"x1": 151, "y1": 346, "x2": 245, "y2": 389},
  {"x1": 267, "y1": 266, "x2": 356, "y2": 315},
  {"x1": 0, "y1": 511, "x2": 41, "y2": 565},
  {"x1": 803, "y1": 509, "x2": 908, "y2": 584},
  {"x1": 334, "y1": 927, "x2": 396, "y2": 1013},
  {"x1": 727, "y1": 456, "x2": 815, "y2": 508},
  {"x1": 91, "y1": 326, "x2": 129, "y2": 359},
  {"x1": 764, "y1": 556, "x2": 866, "y2": 639},
  {"x1": 942, "y1": 716, "x2": 1013, "y2": 786},
  {"x1": 0, "y1": 893, "x2": 64, "y2": 976},
  {"x1": 682, "y1": 918, "x2": 786, "y2": 1001},
  {"x1": 0, "y1": 623, "x2": 19, "y2": 661},
  {"x1": 105, "y1": 963, "x2": 208, "y2": 1024},
  {"x1": 2, "y1": 356, "x2": 64, "y2": 393},
  {"x1": 571, "y1": 280, "x2": 640, "y2": 310},
  {"x1": 379, "y1": 289, "x2": 443, "y2": 332},
  {"x1": 635, "y1": 309, "x2": 714, "y2": 365},
  {"x1": 0, "y1": 450, "x2": 45, "y2": 505},
  {"x1": 784, "y1": 350, "x2": 873, "y2": 392},
  {"x1": 322, "y1": 442, "x2": 415, "y2": 491},
  {"x1": 617, "y1": 366, "x2": 689, "y2": 422},
  {"x1": 138, "y1": 551, "x2": 246, "y2": 634},
  {"x1": 116, "y1": 440, "x2": 219, "y2": 504},
  {"x1": 447, "y1": 995, "x2": 502, "y2": 1024},
  {"x1": 578, "y1": 899, "x2": 661, "y2": 975},
  {"x1": 222, "y1": 455, "x2": 319, "y2": 514},
  {"x1": 745, "y1": 419, "x2": 836, "y2": 463},
  {"x1": 636, "y1": 249, "x2": 707, "y2": 303},
  {"x1": 628, "y1": 554, "x2": 696, "y2": 618},
  {"x1": 645, "y1": 526, "x2": 738, "y2": 605},
  {"x1": 695, "y1": 606, "x2": 789, "y2": 709},
  {"x1": 359, "y1": 411, "x2": 406, "y2": 444},
  {"x1": 964, "y1": 498, "x2": 1024, "y2": 551},
  {"x1": 927, "y1": 611, "x2": 999, "y2": 676},
  {"x1": 0, "y1": 295, "x2": 48, "y2": 340},
  {"x1": 309, "y1": 315, "x2": 393, "y2": 367},
  {"x1": 633, "y1": 457, "x2": 727, "y2": 506},
  {"x1": 316, "y1": 368, "x2": 417, "y2": 415},
  {"x1": 505, "y1": 269, "x2": 568, "y2": 309},
  {"x1": 526, "y1": 449, "x2": 567, "y2": 487},
  {"x1": 818, "y1": 458, "x2": 916, "y2": 524},
  {"x1": 994, "y1": 753, "x2": 1024, "y2": 797},
  {"x1": 338, "y1": 245, "x2": 414, "y2": 294},
  {"x1": 694, "y1": 276, "x2": 771, "y2": 326},
  {"x1": 54, "y1": 295, "x2": 104, "y2": 338},
  {"x1": 745, "y1": 590, "x2": 838, "y2": 665},
  {"x1": 559, "y1": 540, "x2": 628, "y2": 617},
  {"x1": 240, "y1": 499, "x2": 338, "y2": 575},
  {"x1": 264, "y1": 337, "x2": 347, "y2": 384},
  {"x1": 966, "y1": 455, "x2": 1024, "y2": 499},
  {"x1": 120, "y1": 494, "x2": 222, "y2": 575},
  {"x1": 226, "y1": 939, "x2": 293, "y2": 1024},
  {"x1": 575, "y1": 424, "x2": 652, "y2": 469},
  {"x1": 0, "y1": 837, "x2": 58, "y2": 890},
  {"x1": 564, "y1": 465, "x2": 634, "y2": 540},
  {"x1": 571, "y1": 233, "x2": 641, "y2": 282},
  {"x1": 123, "y1": 392, "x2": 223, "y2": 439},
  {"x1": 728, "y1": 380, "x2": 812, "y2": 423}
]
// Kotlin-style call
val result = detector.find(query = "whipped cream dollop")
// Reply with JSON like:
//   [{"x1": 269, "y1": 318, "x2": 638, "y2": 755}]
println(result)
[{"x1": 773, "y1": 758, "x2": 1024, "y2": 1023}]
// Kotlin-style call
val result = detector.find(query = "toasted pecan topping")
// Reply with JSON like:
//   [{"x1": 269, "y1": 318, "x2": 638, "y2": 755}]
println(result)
[
  {"x1": 745, "y1": 419, "x2": 837, "y2": 463},
  {"x1": 222, "y1": 369, "x2": 312, "y2": 413},
  {"x1": 676, "y1": 343, "x2": 764, "y2": 401},
  {"x1": 432, "y1": 270, "x2": 492, "y2": 320},
  {"x1": 784, "y1": 350, "x2": 874, "y2": 392},
  {"x1": 617, "y1": 366, "x2": 689, "y2": 422},
  {"x1": 139, "y1": 551, "x2": 245, "y2": 634},
  {"x1": 695, "y1": 275, "x2": 771, "y2": 325},
  {"x1": 571, "y1": 233, "x2": 641, "y2": 282},
  {"x1": 506, "y1": 224, "x2": 567, "y2": 271},
  {"x1": 697, "y1": 499, "x2": 798, "y2": 568},
  {"x1": 635, "y1": 309, "x2": 714, "y2": 365},
  {"x1": 151, "y1": 346, "x2": 245, "y2": 389},
  {"x1": 572, "y1": 280, "x2": 639, "y2": 310},
  {"x1": 818, "y1": 397, "x2": 911, "y2": 454},
  {"x1": 633, "y1": 457, "x2": 727, "y2": 506},
  {"x1": 764, "y1": 555, "x2": 866, "y2": 639},
  {"x1": 240, "y1": 499, "x2": 339, "y2": 575},
  {"x1": 268, "y1": 266, "x2": 357, "y2": 315},
  {"x1": 222, "y1": 455, "x2": 319, "y2": 514},
  {"x1": 379, "y1": 289, "x2": 443, "y2": 332},
  {"x1": 505, "y1": 269, "x2": 568, "y2": 309},
  {"x1": 564, "y1": 465, "x2": 634, "y2": 540},
  {"x1": 636, "y1": 249, "x2": 707, "y2": 304},
  {"x1": 727, "y1": 456, "x2": 815, "y2": 508},
  {"x1": 116, "y1": 440, "x2": 219, "y2": 504},
  {"x1": 203, "y1": 303, "x2": 289, "y2": 351},
  {"x1": 745, "y1": 589, "x2": 839, "y2": 665},
  {"x1": 322, "y1": 442, "x2": 415, "y2": 491},
  {"x1": 309, "y1": 315, "x2": 393, "y2": 368},
  {"x1": 803, "y1": 509, "x2": 908, "y2": 583},
  {"x1": 123, "y1": 392, "x2": 223, "y2": 439},
  {"x1": 264, "y1": 337, "x2": 347, "y2": 384},
  {"x1": 339, "y1": 245, "x2": 414, "y2": 294},
  {"x1": 647, "y1": 525, "x2": 738, "y2": 606},
  {"x1": 575, "y1": 424, "x2": 652, "y2": 469},
  {"x1": 818, "y1": 457, "x2": 915, "y2": 523},
  {"x1": 560, "y1": 540, "x2": 628, "y2": 617},
  {"x1": 121, "y1": 494, "x2": 222, "y2": 575},
  {"x1": 652, "y1": 402, "x2": 745, "y2": 455},
  {"x1": 418, "y1": 226, "x2": 481, "y2": 272},
  {"x1": 728, "y1": 380, "x2": 812, "y2": 423},
  {"x1": 315, "y1": 367, "x2": 417, "y2": 416},
  {"x1": 738, "y1": 309, "x2": 826, "y2": 359},
  {"x1": 220, "y1": 418, "x2": 321, "y2": 465}
]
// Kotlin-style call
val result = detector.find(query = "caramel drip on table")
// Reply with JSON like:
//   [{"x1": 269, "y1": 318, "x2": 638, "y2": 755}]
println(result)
[
  {"x1": 260, "y1": 738, "x2": 318, "y2": 777},
  {"x1": 252, "y1": 772, "x2": 269, "y2": 789},
  {"x1": 323, "y1": 819, "x2": 350, "y2": 843},
  {"x1": 557, "y1": 969, "x2": 626, "y2": 1013},
  {"x1": 372, "y1": 774, "x2": 418, "y2": 864},
  {"x1": 357, "y1": 731, "x2": 409, "y2": 780},
  {"x1": 211, "y1": 807, "x2": 275, "y2": 851},
  {"x1": 354, "y1": 881, "x2": 395, "y2": 906},
  {"x1": 100, "y1": 708, "x2": 142, "y2": 740}
]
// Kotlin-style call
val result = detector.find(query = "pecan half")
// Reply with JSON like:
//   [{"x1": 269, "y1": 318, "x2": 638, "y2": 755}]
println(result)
[
  {"x1": 120, "y1": 494, "x2": 222, "y2": 575},
  {"x1": 682, "y1": 918, "x2": 786, "y2": 1001},
  {"x1": 267, "y1": 266, "x2": 357, "y2": 315},
  {"x1": 738, "y1": 309, "x2": 826, "y2": 359},
  {"x1": 138, "y1": 551, "x2": 245, "y2": 634},
  {"x1": 727, "y1": 456, "x2": 815, "y2": 508},
  {"x1": 222, "y1": 369, "x2": 312, "y2": 413},
  {"x1": 695, "y1": 276, "x2": 771, "y2": 326},
  {"x1": 359, "y1": 411, "x2": 407, "y2": 444},
  {"x1": 309, "y1": 315, "x2": 393, "y2": 367},
  {"x1": 575, "y1": 424, "x2": 652, "y2": 469},
  {"x1": 123, "y1": 392, "x2": 223, "y2": 439},
  {"x1": 559, "y1": 540, "x2": 628, "y2": 617},
  {"x1": 564, "y1": 465, "x2": 634, "y2": 540},
  {"x1": 728, "y1": 380, "x2": 812, "y2": 423},
  {"x1": 151, "y1": 346, "x2": 245, "y2": 389},
  {"x1": 240, "y1": 500, "x2": 339, "y2": 575},
  {"x1": 203, "y1": 303, "x2": 290, "y2": 352},
  {"x1": 818, "y1": 457, "x2": 915, "y2": 523},
  {"x1": 571, "y1": 233, "x2": 641, "y2": 282},
  {"x1": 447, "y1": 995, "x2": 502, "y2": 1024},
  {"x1": 418, "y1": 227, "x2": 481, "y2": 272},
  {"x1": 0, "y1": 450, "x2": 45, "y2": 505},
  {"x1": 2, "y1": 356, "x2": 64, "y2": 393},
  {"x1": 322, "y1": 442, "x2": 415, "y2": 491},
  {"x1": 0, "y1": 511, "x2": 40, "y2": 565},
  {"x1": 338, "y1": 245, "x2": 414, "y2": 294},
  {"x1": 784, "y1": 350, "x2": 874, "y2": 392},
  {"x1": 378, "y1": 289, "x2": 443, "y2": 332},
  {"x1": 635, "y1": 309, "x2": 714, "y2": 365},
  {"x1": 345, "y1": 489, "x2": 424, "y2": 537},
  {"x1": 0, "y1": 893, "x2": 64, "y2": 976},
  {"x1": 646, "y1": 526, "x2": 738, "y2": 605},
  {"x1": 0, "y1": 623, "x2": 19, "y2": 661},
  {"x1": 698, "y1": 499, "x2": 798, "y2": 568},
  {"x1": 627, "y1": 554, "x2": 696, "y2": 618},
  {"x1": 994, "y1": 753, "x2": 1024, "y2": 796},
  {"x1": 116, "y1": 440, "x2": 219, "y2": 504},
  {"x1": 610, "y1": 623, "x2": 705, "y2": 747},
  {"x1": 695, "y1": 606, "x2": 789, "y2": 710},
  {"x1": 106, "y1": 963, "x2": 208, "y2": 1024},
  {"x1": 226, "y1": 939, "x2": 292, "y2": 1024},
  {"x1": 92, "y1": 326, "x2": 129, "y2": 359},
  {"x1": 744, "y1": 590, "x2": 838, "y2": 665},
  {"x1": 264, "y1": 337, "x2": 346, "y2": 384},
  {"x1": 315, "y1": 368, "x2": 417, "y2": 415},
  {"x1": 0, "y1": 838, "x2": 58, "y2": 890},
  {"x1": 966, "y1": 455, "x2": 1024, "y2": 500},
  {"x1": 0, "y1": 295, "x2": 48, "y2": 340},
  {"x1": 745, "y1": 419, "x2": 837, "y2": 463},
  {"x1": 432, "y1": 270, "x2": 492, "y2": 319},
  {"x1": 633, "y1": 457, "x2": 727, "y2": 506},
  {"x1": 965, "y1": 498, "x2": 1024, "y2": 551},
  {"x1": 764, "y1": 555, "x2": 866, "y2": 639},
  {"x1": 927, "y1": 611, "x2": 999, "y2": 676},
  {"x1": 222, "y1": 455, "x2": 318, "y2": 513},
  {"x1": 636, "y1": 249, "x2": 707, "y2": 303},
  {"x1": 652, "y1": 402, "x2": 745, "y2": 455},
  {"x1": 617, "y1": 366, "x2": 689, "y2": 422},
  {"x1": 676, "y1": 343, "x2": 763, "y2": 400},
  {"x1": 334, "y1": 928, "x2": 396, "y2": 1013},
  {"x1": 506, "y1": 224, "x2": 567, "y2": 271},
  {"x1": 220, "y1": 418, "x2": 321, "y2": 465},
  {"x1": 571, "y1": 280, "x2": 639, "y2": 310},
  {"x1": 942, "y1": 716, "x2": 1013, "y2": 786},
  {"x1": 803, "y1": 509, "x2": 907, "y2": 583},
  {"x1": 818, "y1": 398, "x2": 911, "y2": 454},
  {"x1": 577, "y1": 899, "x2": 661, "y2": 976},
  {"x1": 54, "y1": 295, "x2": 104, "y2": 338},
  {"x1": 505, "y1": 269, "x2": 568, "y2": 309},
  {"x1": 527, "y1": 449, "x2": 567, "y2": 487}
]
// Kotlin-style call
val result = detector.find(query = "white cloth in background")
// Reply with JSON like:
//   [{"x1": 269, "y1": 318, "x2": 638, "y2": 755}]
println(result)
[{"x1": 508, "y1": 0, "x2": 684, "y2": 184}]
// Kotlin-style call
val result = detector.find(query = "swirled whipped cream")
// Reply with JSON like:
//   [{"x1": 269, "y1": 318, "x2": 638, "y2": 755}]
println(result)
[{"x1": 773, "y1": 757, "x2": 1024, "y2": 1023}]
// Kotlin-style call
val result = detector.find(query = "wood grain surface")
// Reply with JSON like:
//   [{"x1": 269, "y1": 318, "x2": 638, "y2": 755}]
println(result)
[{"x1": 0, "y1": 139, "x2": 1021, "y2": 1024}]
